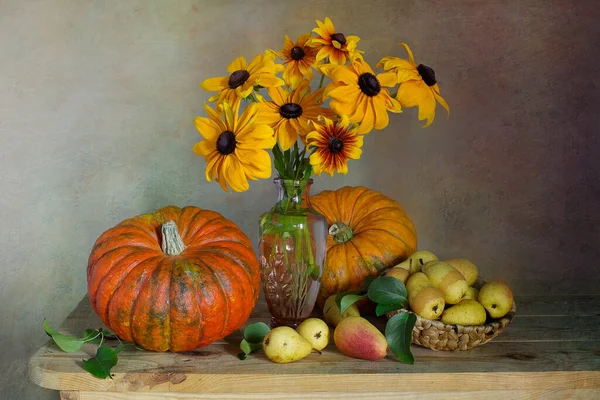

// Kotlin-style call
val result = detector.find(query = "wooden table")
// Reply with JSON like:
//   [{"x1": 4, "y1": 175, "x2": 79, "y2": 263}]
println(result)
[{"x1": 29, "y1": 294, "x2": 600, "y2": 400}]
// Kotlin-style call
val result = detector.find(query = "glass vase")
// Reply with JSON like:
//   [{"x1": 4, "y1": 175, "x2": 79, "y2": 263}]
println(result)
[{"x1": 258, "y1": 178, "x2": 327, "y2": 328}]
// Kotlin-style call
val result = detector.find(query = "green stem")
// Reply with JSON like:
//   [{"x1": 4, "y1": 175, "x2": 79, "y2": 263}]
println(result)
[{"x1": 318, "y1": 73, "x2": 325, "y2": 89}]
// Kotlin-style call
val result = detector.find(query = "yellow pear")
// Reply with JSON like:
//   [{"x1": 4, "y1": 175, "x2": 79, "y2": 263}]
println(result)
[
  {"x1": 409, "y1": 286, "x2": 445, "y2": 320},
  {"x1": 478, "y1": 280, "x2": 514, "y2": 318},
  {"x1": 406, "y1": 272, "x2": 431, "y2": 297},
  {"x1": 445, "y1": 258, "x2": 478, "y2": 286},
  {"x1": 422, "y1": 261, "x2": 468, "y2": 305},
  {"x1": 384, "y1": 267, "x2": 410, "y2": 284},
  {"x1": 323, "y1": 294, "x2": 360, "y2": 327},
  {"x1": 395, "y1": 250, "x2": 438, "y2": 274},
  {"x1": 441, "y1": 300, "x2": 487, "y2": 325},
  {"x1": 263, "y1": 326, "x2": 313, "y2": 363},
  {"x1": 296, "y1": 318, "x2": 330, "y2": 351},
  {"x1": 463, "y1": 286, "x2": 480, "y2": 300}
]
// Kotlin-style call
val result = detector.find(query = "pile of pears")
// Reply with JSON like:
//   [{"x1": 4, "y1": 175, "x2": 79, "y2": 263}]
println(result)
[
  {"x1": 387, "y1": 250, "x2": 514, "y2": 325},
  {"x1": 262, "y1": 300, "x2": 388, "y2": 363},
  {"x1": 260, "y1": 250, "x2": 514, "y2": 363}
]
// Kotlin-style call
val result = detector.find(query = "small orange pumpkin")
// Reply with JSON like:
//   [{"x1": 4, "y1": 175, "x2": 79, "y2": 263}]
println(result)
[
  {"x1": 311, "y1": 186, "x2": 417, "y2": 306},
  {"x1": 87, "y1": 205, "x2": 259, "y2": 352}
]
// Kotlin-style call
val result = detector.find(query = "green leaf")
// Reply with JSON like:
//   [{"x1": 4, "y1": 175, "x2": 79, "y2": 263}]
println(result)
[
  {"x1": 82, "y1": 329, "x2": 102, "y2": 344},
  {"x1": 340, "y1": 294, "x2": 366, "y2": 315},
  {"x1": 43, "y1": 319, "x2": 58, "y2": 337},
  {"x1": 43, "y1": 319, "x2": 85, "y2": 353},
  {"x1": 367, "y1": 276, "x2": 408, "y2": 306},
  {"x1": 335, "y1": 290, "x2": 357, "y2": 311},
  {"x1": 272, "y1": 144, "x2": 285, "y2": 177},
  {"x1": 82, "y1": 346, "x2": 118, "y2": 379},
  {"x1": 237, "y1": 352, "x2": 248, "y2": 360},
  {"x1": 385, "y1": 311, "x2": 417, "y2": 364},
  {"x1": 360, "y1": 276, "x2": 376, "y2": 292},
  {"x1": 375, "y1": 303, "x2": 404, "y2": 317},
  {"x1": 243, "y1": 322, "x2": 271, "y2": 343}
]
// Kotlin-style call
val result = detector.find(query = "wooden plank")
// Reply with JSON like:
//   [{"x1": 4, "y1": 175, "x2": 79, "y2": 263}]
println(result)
[
  {"x1": 29, "y1": 341, "x2": 600, "y2": 392},
  {"x1": 73, "y1": 388, "x2": 600, "y2": 400},
  {"x1": 29, "y1": 295, "x2": 600, "y2": 395},
  {"x1": 30, "y1": 370, "x2": 600, "y2": 394}
]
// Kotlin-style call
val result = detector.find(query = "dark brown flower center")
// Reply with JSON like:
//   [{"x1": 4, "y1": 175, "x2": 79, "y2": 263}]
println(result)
[
  {"x1": 290, "y1": 46, "x2": 305, "y2": 61},
  {"x1": 417, "y1": 64, "x2": 437, "y2": 86},
  {"x1": 331, "y1": 33, "x2": 346, "y2": 45},
  {"x1": 329, "y1": 137, "x2": 344, "y2": 153},
  {"x1": 228, "y1": 69, "x2": 250, "y2": 89},
  {"x1": 279, "y1": 103, "x2": 303, "y2": 119},
  {"x1": 358, "y1": 73, "x2": 381, "y2": 96},
  {"x1": 216, "y1": 131, "x2": 236, "y2": 155}
]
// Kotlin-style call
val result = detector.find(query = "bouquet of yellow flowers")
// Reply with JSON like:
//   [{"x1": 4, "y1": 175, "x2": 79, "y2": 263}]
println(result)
[{"x1": 193, "y1": 17, "x2": 449, "y2": 192}]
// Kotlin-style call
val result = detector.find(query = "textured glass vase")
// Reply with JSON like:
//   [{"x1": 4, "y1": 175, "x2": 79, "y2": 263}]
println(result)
[{"x1": 258, "y1": 178, "x2": 327, "y2": 328}]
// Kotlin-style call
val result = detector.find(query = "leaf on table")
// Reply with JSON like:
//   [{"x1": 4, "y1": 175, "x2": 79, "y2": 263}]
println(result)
[
  {"x1": 385, "y1": 311, "x2": 417, "y2": 364},
  {"x1": 82, "y1": 346, "x2": 119, "y2": 379},
  {"x1": 43, "y1": 319, "x2": 85, "y2": 353},
  {"x1": 244, "y1": 322, "x2": 271, "y2": 343},
  {"x1": 367, "y1": 276, "x2": 408, "y2": 307}
]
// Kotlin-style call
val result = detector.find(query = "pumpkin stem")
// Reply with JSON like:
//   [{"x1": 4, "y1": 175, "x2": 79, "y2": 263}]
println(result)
[
  {"x1": 329, "y1": 222, "x2": 354, "y2": 243},
  {"x1": 161, "y1": 220, "x2": 186, "y2": 256}
]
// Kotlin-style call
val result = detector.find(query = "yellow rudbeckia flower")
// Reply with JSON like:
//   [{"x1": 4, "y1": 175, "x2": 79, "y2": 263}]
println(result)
[
  {"x1": 275, "y1": 34, "x2": 319, "y2": 89},
  {"x1": 322, "y1": 58, "x2": 401, "y2": 134},
  {"x1": 307, "y1": 115, "x2": 363, "y2": 176},
  {"x1": 307, "y1": 17, "x2": 362, "y2": 65},
  {"x1": 255, "y1": 80, "x2": 335, "y2": 151},
  {"x1": 193, "y1": 101, "x2": 275, "y2": 192},
  {"x1": 201, "y1": 53, "x2": 284, "y2": 106},
  {"x1": 378, "y1": 43, "x2": 449, "y2": 127}
]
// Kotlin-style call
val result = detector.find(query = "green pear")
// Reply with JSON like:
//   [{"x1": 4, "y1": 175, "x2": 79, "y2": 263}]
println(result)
[
  {"x1": 263, "y1": 326, "x2": 314, "y2": 363},
  {"x1": 384, "y1": 266, "x2": 410, "y2": 284},
  {"x1": 441, "y1": 300, "x2": 487, "y2": 325},
  {"x1": 445, "y1": 258, "x2": 479, "y2": 286},
  {"x1": 478, "y1": 279, "x2": 514, "y2": 318},
  {"x1": 463, "y1": 286, "x2": 480, "y2": 301},
  {"x1": 323, "y1": 294, "x2": 360, "y2": 327},
  {"x1": 406, "y1": 272, "x2": 431, "y2": 297},
  {"x1": 396, "y1": 250, "x2": 438, "y2": 274},
  {"x1": 334, "y1": 317, "x2": 387, "y2": 360},
  {"x1": 296, "y1": 318, "x2": 330, "y2": 351},
  {"x1": 409, "y1": 286, "x2": 445, "y2": 320},
  {"x1": 422, "y1": 261, "x2": 468, "y2": 305}
]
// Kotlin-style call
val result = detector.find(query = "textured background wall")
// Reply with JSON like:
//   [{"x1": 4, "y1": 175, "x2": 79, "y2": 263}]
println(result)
[{"x1": 1, "y1": 0, "x2": 598, "y2": 398}]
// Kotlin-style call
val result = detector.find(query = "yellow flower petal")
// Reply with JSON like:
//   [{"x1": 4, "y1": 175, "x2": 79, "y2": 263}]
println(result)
[
  {"x1": 377, "y1": 72, "x2": 398, "y2": 88},
  {"x1": 327, "y1": 84, "x2": 361, "y2": 101},
  {"x1": 227, "y1": 56, "x2": 247, "y2": 74},
  {"x1": 372, "y1": 97, "x2": 390, "y2": 130},
  {"x1": 223, "y1": 156, "x2": 250, "y2": 192},
  {"x1": 194, "y1": 117, "x2": 221, "y2": 141},
  {"x1": 277, "y1": 120, "x2": 298, "y2": 151},
  {"x1": 398, "y1": 43, "x2": 416, "y2": 66},
  {"x1": 397, "y1": 80, "x2": 427, "y2": 108},
  {"x1": 418, "y1": 89, "x2": 437, "y2": 128},
  {"x1": 201, "y1": 76, "x2": 229, "y2": 92}
]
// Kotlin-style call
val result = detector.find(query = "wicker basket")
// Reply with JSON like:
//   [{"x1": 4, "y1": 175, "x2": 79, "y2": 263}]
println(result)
[{"x1": 387, "y1": 278, "x2": 516, "y2": 351}]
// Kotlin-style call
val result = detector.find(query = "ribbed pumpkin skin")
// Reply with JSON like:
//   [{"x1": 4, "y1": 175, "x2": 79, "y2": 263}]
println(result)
[
  {"x1": 311, "y1": 187, "x2": 418, "y2": 306},
  {"x1": 87, "y1": 205, "x2": 260, "y2": 352}
]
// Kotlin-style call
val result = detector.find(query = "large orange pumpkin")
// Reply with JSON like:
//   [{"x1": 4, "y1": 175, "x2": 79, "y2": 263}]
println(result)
[
  {"x1": 311, "y1": 186, "x2": 417, "y2": 306},
  {"x1": 87, "y1": 205, "x2": 260, "y2": 352}
]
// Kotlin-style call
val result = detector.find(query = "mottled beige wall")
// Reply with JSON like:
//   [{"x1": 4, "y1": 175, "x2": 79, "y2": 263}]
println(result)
[{"x1": 1, "y1": 0, "x2": 598, "y2": 398}]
